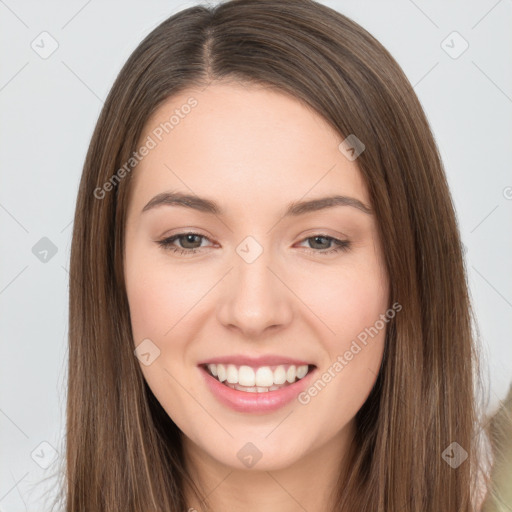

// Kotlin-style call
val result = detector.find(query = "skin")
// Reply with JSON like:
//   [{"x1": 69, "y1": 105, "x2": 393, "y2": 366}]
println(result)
[{"x1": 123, "y1": 81, "x2": 390, "y2": 512}]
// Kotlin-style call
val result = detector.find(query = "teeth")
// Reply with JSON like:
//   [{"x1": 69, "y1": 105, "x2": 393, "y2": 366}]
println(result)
[
  {"x1": 255, "y1": 367, "x2": 274, "y2": 387},
  {"x1": 216, "y1": 364, "x2": 227, "y2": 382},
  {"x1": 239, "y1": 365, "x2": 255, "y2": 386},
  {"x1": 226, "y1": 364, "x2": 238, "y2": 384},
  {"x1": 206, "y1": 363, "x2": 311, "y2": 388},
  {"x1": 273, "y1": 366, "x2": 286, "y2": 385},
  {"x1": 286, "y1": 365, "x2": 296, "y2": 383},
  {"x1": 296, "y1": 365, "x2": 308, "y2": 379}
]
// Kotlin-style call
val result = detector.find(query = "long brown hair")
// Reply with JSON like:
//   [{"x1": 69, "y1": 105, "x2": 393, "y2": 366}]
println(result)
[{"x1": 55, "y1": 0, "x2": 490, "y2": 510}]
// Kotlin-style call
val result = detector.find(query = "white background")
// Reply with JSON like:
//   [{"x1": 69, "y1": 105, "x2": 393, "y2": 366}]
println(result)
[{"x1": 1, "y1": 0, "x2": 511, "y2": 510}]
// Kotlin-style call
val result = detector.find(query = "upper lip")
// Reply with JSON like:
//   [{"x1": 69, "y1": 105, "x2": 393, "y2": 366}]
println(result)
[{"x1": 198, "y1": 355, "x2": 315, "y2": 367}]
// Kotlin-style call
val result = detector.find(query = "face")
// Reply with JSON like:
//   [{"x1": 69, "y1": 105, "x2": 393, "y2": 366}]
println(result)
[{"x1": 124, "y1": 81, "x2": 390, "y2": 473}]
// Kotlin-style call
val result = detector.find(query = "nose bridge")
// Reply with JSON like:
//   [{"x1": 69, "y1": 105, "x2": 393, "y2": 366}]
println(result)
[{"x1": 216, "y1": 236, "x2": 293, "y2": 335}]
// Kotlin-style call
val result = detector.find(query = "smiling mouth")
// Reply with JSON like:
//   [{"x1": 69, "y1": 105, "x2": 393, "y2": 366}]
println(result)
[{"x1": 202, "y1": 363, "x2": 316, "y2": 393}]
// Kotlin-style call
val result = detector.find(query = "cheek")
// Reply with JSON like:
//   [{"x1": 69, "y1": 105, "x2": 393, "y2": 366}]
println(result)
[
  {"x1": 296, "y1": 263, "x2": 388, "y2": 433},
  {"x1": 125, "y1": 245, "x2": 208, "y2": 343},
  {"x1": 125, "y1": 270, "x2": 170, "y2": 343},
  {"x1": 124, "y1": 246, "x2": 204, "y2": 420},
  {"x1": 292, "y1": 259, "x2": 389, "y2": 342}
]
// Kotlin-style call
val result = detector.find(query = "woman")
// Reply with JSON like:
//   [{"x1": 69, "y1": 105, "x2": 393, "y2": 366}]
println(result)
[{"x1": 57, "y1": 0, "x2": 498, "y2": 510}]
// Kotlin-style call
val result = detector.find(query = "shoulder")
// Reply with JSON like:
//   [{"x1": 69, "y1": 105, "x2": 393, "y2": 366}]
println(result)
[{"x1": 475, "y1": 384, "x2": 512, "y2": 512}]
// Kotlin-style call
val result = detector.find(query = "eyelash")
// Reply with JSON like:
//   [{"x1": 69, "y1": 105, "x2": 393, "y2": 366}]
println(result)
[{"x1": 156, "y1": 232, "x2": 351, "y2": 257}]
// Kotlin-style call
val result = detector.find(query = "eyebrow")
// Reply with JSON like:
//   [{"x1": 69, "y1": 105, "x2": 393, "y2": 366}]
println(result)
[{"x1": 141, "y1": 191, "x2": 373, "y2": 216}]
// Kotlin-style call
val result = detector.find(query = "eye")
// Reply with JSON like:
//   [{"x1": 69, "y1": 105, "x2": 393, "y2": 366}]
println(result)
[
  {"x1": 156, "y1": 232, "x2": 351, "y2": 256},
  {"x1": 157, "y1": 232, "x2": 212, "y2": 256},
  {"x1": 296, "y1": 235, "x2": 351, "y2": 256}
]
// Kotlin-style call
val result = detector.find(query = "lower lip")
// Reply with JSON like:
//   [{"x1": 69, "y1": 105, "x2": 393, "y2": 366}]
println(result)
[{"x1": 199, "y1": 365, "x2": 317, "y2": 413}]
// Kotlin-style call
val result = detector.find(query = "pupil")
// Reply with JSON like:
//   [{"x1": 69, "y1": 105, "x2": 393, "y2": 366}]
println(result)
[
  {"x1": 184, "y1": 234, "x2": 200, "y2": 248},
  {"x1": 313, "y1": 236, "x2": 328, "y2": 249}
]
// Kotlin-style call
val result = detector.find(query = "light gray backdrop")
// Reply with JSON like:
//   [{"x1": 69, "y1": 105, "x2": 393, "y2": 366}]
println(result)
[{"x1": 1, "y1": 1, "x2": 511, "y2": 510}]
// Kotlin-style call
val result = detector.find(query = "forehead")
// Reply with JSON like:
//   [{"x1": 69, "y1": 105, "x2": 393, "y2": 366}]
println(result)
[{"x1": 128, "y1": 82, "x2": 370, "y2": 218}]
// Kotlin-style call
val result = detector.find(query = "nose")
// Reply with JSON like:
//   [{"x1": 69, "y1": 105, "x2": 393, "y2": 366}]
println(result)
[{"x1": 216, "y1": 246, "x2": 294, "y2": 338}]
